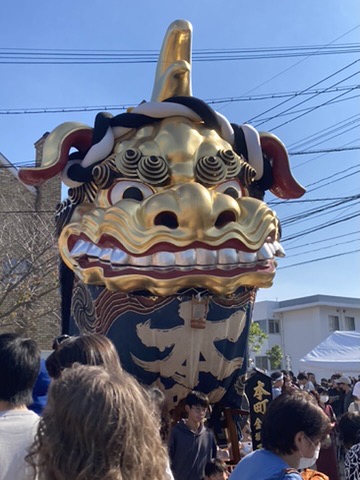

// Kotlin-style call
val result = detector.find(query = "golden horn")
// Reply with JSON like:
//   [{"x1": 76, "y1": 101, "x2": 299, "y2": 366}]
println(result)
[{"x1": 151, "y1": 19, "x2": 192, "y2": 102}]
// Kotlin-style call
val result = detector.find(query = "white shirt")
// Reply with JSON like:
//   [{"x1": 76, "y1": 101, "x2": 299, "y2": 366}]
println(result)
[{"x1": 0, "y1": 409, "x2": 39, "y2": 480}]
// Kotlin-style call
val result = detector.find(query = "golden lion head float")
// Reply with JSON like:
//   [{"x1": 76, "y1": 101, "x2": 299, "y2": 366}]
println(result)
[{"x1": 19, "y1": 20, "x2": 304, "y2": 298}]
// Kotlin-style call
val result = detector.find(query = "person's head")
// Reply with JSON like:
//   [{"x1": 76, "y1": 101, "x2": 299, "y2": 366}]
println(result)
[
  {"x1": 307, "y1": 372, "x2": 316, "y2": 384},
  {"x1": 317, "y1": 387, "x2": 329, "y2": 405},
  {"x1": 185, "y1": 390, "x2": 210, "y2": 424},
  {"x1": 27, "y1": 365, "x2": 168, "y2": 480},
  {"x1": 352, "y1": 381, "x2": 360, "y2": 400},
  {"x1": 204, "y1": 459, "x2": 228, "y2": 480},
  {"x1": 261, "y1": 391, "x2": 331, "y2": 460},
  {"x1": 335, "y1": 376, "x2": 351, "y2": 392},
  {"x1": 338, "y1": 412, "x2": 360, "y2": 449},
  {"x1": 45, "y1": 334, "x2": 122, "y2": 379},
  {"x1": 0, "y1": 333, "x2": 40, "y2": 407},
  {"x1": 297, "y1": 372, "x2": 308, "y2": 387},
  {"x1": 330, "y1": 373, "x2": 341, "y2": 387},
  {"x1": 271, "y1": 371, "x2": 284, "y2": 388}
]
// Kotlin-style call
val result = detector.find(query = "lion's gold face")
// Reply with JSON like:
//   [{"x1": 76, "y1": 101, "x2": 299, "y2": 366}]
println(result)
[{"x1": 59, "y1": 118, "x2": 281, "y2": 296}]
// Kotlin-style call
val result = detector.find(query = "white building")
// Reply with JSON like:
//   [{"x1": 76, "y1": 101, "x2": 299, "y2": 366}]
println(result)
[{"x1": 251, "y1": 294, "x2": 360, "y2": 378}]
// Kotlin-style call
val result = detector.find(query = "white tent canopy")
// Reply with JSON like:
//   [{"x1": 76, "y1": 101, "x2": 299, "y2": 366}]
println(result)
[{"x1": 299, "y1": 331, "x2": 360, "y2": 377}]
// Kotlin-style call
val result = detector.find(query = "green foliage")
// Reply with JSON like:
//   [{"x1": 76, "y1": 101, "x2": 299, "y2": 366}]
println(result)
[
  {"x1": 248, "y1": 321, "x2": 268, "y2": 353},
  {"x1": 266, "y1": 344, "x2": 283, "y2": 370}
]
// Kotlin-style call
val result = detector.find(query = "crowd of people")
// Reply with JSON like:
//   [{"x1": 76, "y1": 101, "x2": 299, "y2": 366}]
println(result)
[{"x1": 0, "y1": 332, "x2": 359, "y2": 480}]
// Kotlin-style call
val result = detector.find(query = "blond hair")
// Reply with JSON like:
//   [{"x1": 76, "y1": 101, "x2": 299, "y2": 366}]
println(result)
[{"x1": 27, "y1": 365, "x2": 169, "y2": 480}]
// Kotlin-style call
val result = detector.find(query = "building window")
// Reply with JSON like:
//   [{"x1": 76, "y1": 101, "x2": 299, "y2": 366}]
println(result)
[
  {"x1": 255, "y1": 320, "x2": 267, "y2": 333},
  {"x1": 344, "y1": 316, "x2": 355, "y2": 331},
  {"x1": 329, "y1": 315, "x2": 340, "y2": 332},
  {"x1": 255, "y1": 356, "x2": 269, "y2": 370},
  {"x1": 268, "y1": 319, "x2": 280, "y2": 334}
]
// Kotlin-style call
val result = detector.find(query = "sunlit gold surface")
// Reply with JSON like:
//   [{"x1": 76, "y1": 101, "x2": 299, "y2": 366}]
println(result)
[
  {"x1": 59, "y1": 118, "x2": 280, "y2": 296},
  {"x1": 151, "y1": 20, "x2": 192, "y2": 101}
]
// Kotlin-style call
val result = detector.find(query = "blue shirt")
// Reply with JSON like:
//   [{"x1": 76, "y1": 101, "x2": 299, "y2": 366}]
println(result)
[{"x1": 229, "y1": 449, "x2": 301, "y2": 480}]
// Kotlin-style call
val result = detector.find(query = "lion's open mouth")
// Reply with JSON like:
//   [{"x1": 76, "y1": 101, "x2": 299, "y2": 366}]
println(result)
[{"x1": 68, "y1": 236, "x2": 284, "y2": 278}]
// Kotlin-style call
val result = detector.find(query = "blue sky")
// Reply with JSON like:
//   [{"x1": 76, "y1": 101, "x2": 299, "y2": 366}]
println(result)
[{"x1": 1, "y1": 0, "x2": 359, "y2": 302}]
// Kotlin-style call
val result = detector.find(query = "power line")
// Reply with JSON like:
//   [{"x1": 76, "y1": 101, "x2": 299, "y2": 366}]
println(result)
[
  {"x1": 270, "y1": 81, "x2": 360, "y2": 131},
  {"x1": 285, "y1": 237, "x2": 360, "y2": 257},
  {"x1": 289, "y1": 146, "x2": 360, "y2": 155},
  {"x1": 1, "y1": 85, "x2": 357, "y2": 116},
  {"x1": 287, "y1": 113, "x2": 360, "y2": 150},
  {"x1": 255, "y1": 93, "x2": 360, "y2": 124},
  {"x1": 291, "y1": 137, "x2": 360, "y2": 171},
  {"x1": 281, "y1": 195, "x2": 360, "y2": 226},
  {"x1": 285, "y1": 231, "x2": 360, "y2": 250},
  {"x1": 278, "y1": 249, "x2": 360, "y2": 269},
  {"x1": 282, "y1": 211, "x2": 360, "y2": 242},
  {"x1": 249, "y1": 58, "x2": 360, "y2": 125},
  {"x1": 1, "y1": 44, "x2": 359, "y2": 64}
]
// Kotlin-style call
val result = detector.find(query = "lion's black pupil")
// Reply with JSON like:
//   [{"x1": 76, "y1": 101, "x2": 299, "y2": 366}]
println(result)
[
  {"x1": 123, "y1": 187, "x2": 144, "y2": 201},
  {"x1": 224, "y1": 187, "x2": 238, "y2": 199}
]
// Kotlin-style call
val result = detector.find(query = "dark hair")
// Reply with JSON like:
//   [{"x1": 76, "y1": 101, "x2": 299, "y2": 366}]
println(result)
[
  {"x1": 338, "y1": 412, "x2": 360, "y2": 449},
  {"x1": 204, "y1": 458, "x2": 227, "y2": 476},
  {"x1": 0, "y1": 333, "x2": 40, "y2": 406},
  {"x1": 297, "y1": 372, "x2": 308, "y2": 381},
  {"x1": 45, "y1": 334, "x2": 122, "y2": 379},
  {"x1": 185, "y1": 390, "x2": 210, "y2": 408},
  {"x1": 317, "y1": 387, "x2": 329, "y2": 396},
  {"x1": 261, "y1": 391, "x2": 331, "y2": 455}
]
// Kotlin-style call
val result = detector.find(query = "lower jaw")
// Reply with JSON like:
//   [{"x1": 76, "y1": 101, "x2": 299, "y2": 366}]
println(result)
[{"x1": 75, "y1": 263, "x2": 276, "y2": 296}]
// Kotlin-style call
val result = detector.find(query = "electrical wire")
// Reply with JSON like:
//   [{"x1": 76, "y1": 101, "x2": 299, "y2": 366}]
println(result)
[
  {"x1": 0, "y1": 85, "x2": 357, "y2": 116},
  {"x1": 278, "y1": 249, "x2": 360, "y2": 269},
  {"x1": 1, "y1": 44, "x2": 359, "y2": 64}
]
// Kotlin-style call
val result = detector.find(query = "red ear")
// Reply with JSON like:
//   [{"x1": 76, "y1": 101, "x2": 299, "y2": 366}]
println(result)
[
  {"x1": 19, "y1": 125, "x2": 93, "y2": 187},
  {"x1": 260, "y1": 132, "x2": 306, "y2": 199}
]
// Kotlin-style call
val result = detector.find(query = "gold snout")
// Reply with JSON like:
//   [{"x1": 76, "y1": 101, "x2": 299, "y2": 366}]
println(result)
[{"x1": 138, "y1": 183, "x2": 240, "y2": 238}]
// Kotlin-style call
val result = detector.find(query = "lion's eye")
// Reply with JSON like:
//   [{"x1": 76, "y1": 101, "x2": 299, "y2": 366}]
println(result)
[
  {"x1": 109, "y1": 181, "x2": 154, "y2": 204},
  {"x1": 215, "y1": 180, "x2": 243, "y2": 200}
]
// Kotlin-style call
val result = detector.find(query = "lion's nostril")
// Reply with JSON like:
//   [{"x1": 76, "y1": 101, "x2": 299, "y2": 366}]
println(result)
[
  {"x1": 215, "y1": 211, "x2": 237, "y2": 228},
  {"x1": 154, "y1": 211, "x2": 179, "y2": 229}
]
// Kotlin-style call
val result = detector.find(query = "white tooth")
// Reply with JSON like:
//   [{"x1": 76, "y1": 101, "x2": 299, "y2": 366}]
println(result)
[
  {"x1": 258, "y1": 243, "x2": 273, "y2": 260},
  {"x1": 130, "y1": 255, "x2": 152, "y2": 266},
  {"x1": 238, "y1": 251, "x2": 256, "y2": 264},
  {"x1": 267, "y1": 242, "x2": 276, "y2": 255},
  {"x1": 99, "y1": 248, "x2": 112, "y2": 262},
  {"x1": 87, "y1": 244, "x2": 101, "y2": 257},
  {"x1": 273, "y1": 241, "x2": 286, "y2": 257},
  {"x1": 153, "y1": 252, "x2": 175, "y2": 266},
  {"x1": 71, "y1": 240, "x2": 89, "y2": 257},
  {"x1": 175, "y1": 249, "x2": 196, "y2": 266},
  {"x1": 110, "y1": 249, "x2": 129, "y2": 265},
  {"x1": 218, "y1": 248, "x2": 238, "y2": 264},
  {"x1": 196, "y1": 248, "x2": 217, "y2": 265}
]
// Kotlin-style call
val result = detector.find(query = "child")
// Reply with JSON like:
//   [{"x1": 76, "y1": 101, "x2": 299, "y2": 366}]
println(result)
[
  {"x1": 204, "y1": 459, "x2": 229, "y2": 480},
  {"x1": 169, "y1": 391, "x2": 217, "y2": 480}
]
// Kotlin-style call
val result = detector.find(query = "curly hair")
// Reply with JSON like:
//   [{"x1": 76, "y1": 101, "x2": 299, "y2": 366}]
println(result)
[
  {"x1": 27, "y1": 365, "x2": 170, "y2": 480},
  {"x1": 45, "y1": 334, "x2": 122, "y2": 379}
]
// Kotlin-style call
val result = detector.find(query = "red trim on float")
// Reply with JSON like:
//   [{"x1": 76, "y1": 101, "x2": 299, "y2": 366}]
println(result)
[
  {"x1": 260, "y1": 133, "x2": 306, "y2": 199},
  {"x1": 18, "y1": 129, "x2": 93, "y2": 186}
]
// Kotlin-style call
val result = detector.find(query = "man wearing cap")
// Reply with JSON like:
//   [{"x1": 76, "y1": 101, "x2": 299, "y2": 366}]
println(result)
[
  {"x1": 335, "y1": 376, "x2": 353, "y2": 414},
  {"x1": 271, "y1": 371, "x2": 284, "y2": 399}
]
